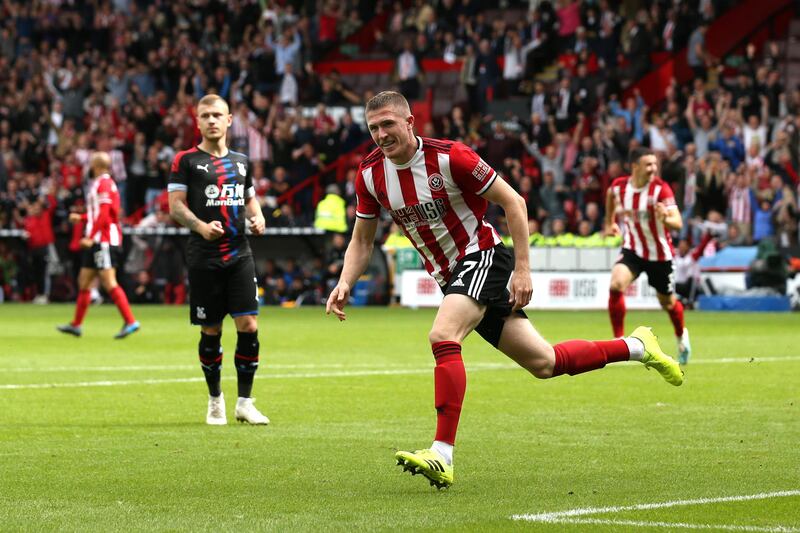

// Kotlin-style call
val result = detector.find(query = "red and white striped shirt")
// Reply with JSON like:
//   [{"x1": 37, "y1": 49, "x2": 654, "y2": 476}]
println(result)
[
  {"x1": 611, "y1": 175, "x2": 676, "y2": 261},
  {"x1": 356, "y1": 137, "x2": 501, "y2": 285},
  {"x1": 85, "y1": 173, "x2": 122, "y2": 246},
  {"x1": 729, "y1": 185, "x2": 753, "y2": 224}
]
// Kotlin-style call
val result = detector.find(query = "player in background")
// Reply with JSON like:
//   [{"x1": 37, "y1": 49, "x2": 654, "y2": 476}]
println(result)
[
  {"x1": 604, "y1": 148, "x2": 691, "y2": 364},
  {"x1": 57, "y1": 152, "x2": 140, "y2": 339},
  {"x1": 326, "y1": 91, "x2": 683, "y2": 489},
  {"x1": 168, "y1": 94, "x2": 269, "y2": 426}
]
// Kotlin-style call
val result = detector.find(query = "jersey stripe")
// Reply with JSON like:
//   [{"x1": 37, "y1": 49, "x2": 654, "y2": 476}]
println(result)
[
  {"x1": 397, "y1": 166, "x2": 451, "y2": 279},
  {"x1": 170, "y1": 147, "x2": 198, "y2": 173},
  {"x1": 648, "y1": 182, "x2": 665, "y2": 261},
  {"x1": 632, "y1": 190, "x2": 649, "y2": 259},
  {"x1": 375, "y1": 160, "x2": 437, "y2": 278},
  {"x1": 424, "y1": 149, "x2": 470, "y2": 261}
]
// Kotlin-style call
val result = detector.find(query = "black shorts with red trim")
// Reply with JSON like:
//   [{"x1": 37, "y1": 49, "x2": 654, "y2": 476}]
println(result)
[
  {"x1": 616, "y1": 248, "x2": 675, "y2": 295},
  {"x1": 80, "y1": 243, "x2": 122, "y2": 270},
  {"x1": 188, "y1": 255, "x2": 259, "y2": 326},
  {"x1": 443, "y1": 244, "x2": 527, "y2": 348}
]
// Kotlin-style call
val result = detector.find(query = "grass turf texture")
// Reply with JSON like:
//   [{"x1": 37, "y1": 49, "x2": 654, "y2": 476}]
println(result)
[{"x1": 1, "y1": 304, "x2": 798, "y2": 532}]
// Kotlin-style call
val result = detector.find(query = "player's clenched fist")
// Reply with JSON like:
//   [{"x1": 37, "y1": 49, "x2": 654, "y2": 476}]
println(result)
[
  {"x1": 326, "y1": 282, "x2": 350, "y2": 321},
  {"x1": 199, "y1": 220, "x2": 225, "y2": 241},
  {"x1": 248, "y1": 214, "x2": 266, "y2": 235}
]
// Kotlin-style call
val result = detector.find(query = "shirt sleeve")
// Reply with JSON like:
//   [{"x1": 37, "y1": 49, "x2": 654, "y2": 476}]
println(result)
[
  {"x1": 658, "y1": 181, "x2": 678, "y2": 209},
  {"x1": 96, "y1": 178, "x2": 113, "y2": 204},
  {"x1": 244, "y1": 158, "x2": 255, "y2": 199},
  {"x1": 355, "y1": 165, "x2": 380, "y2": 219},
  {"x1": 168, "y1": 151, "x2": 189, "y2": 193},
  {"x1": 447, "y1": 142, "x2": 497, "y2": 195}
]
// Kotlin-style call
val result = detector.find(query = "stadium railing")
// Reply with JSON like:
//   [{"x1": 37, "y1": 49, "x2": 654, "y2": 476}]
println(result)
[{"x1": 624, "y1": 0, "x2": 795, "y2": 107}]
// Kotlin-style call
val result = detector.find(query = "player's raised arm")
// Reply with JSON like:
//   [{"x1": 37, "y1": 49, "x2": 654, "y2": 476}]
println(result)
[
  {"x1": 481, "y1": 177, "x2": 532, "y2": 310},
  {"x1": 325, "y1": 216, "x2": 378, "y2": 321}
]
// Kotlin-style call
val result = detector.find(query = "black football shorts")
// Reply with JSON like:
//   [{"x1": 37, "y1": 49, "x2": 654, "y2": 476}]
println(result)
[
  {"x1": 188, "y1": 255, "x2": 259, "y2": 326},
  {"x1": 616, "y1": 248, "x2": 675, "y2": 295},
  {"x1": 443, "y1": 244, "x2": 527, "y2": 348},
  {"x1": 81, "y1": 243, "x2": 122, "y2": 270}
]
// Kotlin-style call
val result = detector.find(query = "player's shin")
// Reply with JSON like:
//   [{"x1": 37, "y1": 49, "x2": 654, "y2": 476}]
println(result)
[
  {"x1": 235, "y1": 331, "x2": 259, "y2": 398},
  {"x1": 608, "y1": 290, "x2": 626, "y2": 338},
  {"x1": 109, "y1": 286, "x2": 136, "y2": 324},
  {"x1": 199, "y1": 332, "x2": 223, "y2": 397},
  {"x1": 667, "y1": 299, "x2": 685, "y2": 337},
  {"x1": 552, "y1": 339, "x2": 631, "y2": 376},
  {"x1": 73, "y1": 289, "x2": 91, "y2": 326},
  {"x1": 432, "y1": 341, "x2": 466, "y2": 461}
]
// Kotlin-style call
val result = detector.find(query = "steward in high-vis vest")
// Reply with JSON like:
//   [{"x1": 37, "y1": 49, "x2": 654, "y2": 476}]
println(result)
[{"x1": 314, "y1": 184, "x2": 348, "y2": 233}]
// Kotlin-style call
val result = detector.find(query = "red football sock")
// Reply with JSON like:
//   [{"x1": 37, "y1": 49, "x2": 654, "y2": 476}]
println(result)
[
  {"x1": 110, "y1": 286, "x2": 136, "y2": 324},
  {"x1": 552, "y1": 339, "x2": 630, "y2": 376},
  {"x1": 668, "y1": 300, "x2": 685, "y2": 337},
  {"x1": 432, "y1": 341, "x2": 466, "y2": 446},
  {"x1": 72, "y1": 289, "x2": 91, "y2": 326},
  {"x1": 608, "y1": 290, "x2": 626, "y2": 337}
]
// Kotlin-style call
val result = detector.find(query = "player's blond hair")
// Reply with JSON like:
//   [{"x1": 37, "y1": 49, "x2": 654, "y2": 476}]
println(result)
[
  {"x1": 90, "y1": 151, "x2": 111, "y2": 171},
  {"x1": 365, "y1": 91, "x2": 411, "y2": 116},
  {"x1": 197, "y1": 94, "x2": 229, "y2": 113}
]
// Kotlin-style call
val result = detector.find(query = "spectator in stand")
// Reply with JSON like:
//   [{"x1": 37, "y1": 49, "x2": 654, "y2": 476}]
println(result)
[
  {"x1": 753, "y1": 199, "x2": 775, "y2": 243},
  {"x1": 17, "y1": 195, "x2": 57, "y2": 303},
  {"x1": 728, "y1": 173, "x2": 756, "y2": 244},
  {"x1": 711, "y1": 123, "x2": 745, "y2": 171},
  {"x1": 395, "y1": 38, "x2": 423, "y2": 101},
  {"x1": 687, "y1": 22, "x2": 708, "y2": 80}
]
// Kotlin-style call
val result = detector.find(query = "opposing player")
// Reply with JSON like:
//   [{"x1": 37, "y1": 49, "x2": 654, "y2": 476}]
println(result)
[
  {"x1": 326, "y1": 91, "x2": 683, "y2": 489},
  {"x1": 604, "y1": 148, "x2": 691, "y2": 364},
  {"x1": 168, "y1": 94, "x2": 269, "y2": 426},
  {"x1": 57, "y1": 152, "x2": 140, "y2": 339}
]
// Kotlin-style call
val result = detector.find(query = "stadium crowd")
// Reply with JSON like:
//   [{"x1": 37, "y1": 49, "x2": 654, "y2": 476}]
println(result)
[{"x1": 0, "y1": 0, "x2": 797, "y2": 305}]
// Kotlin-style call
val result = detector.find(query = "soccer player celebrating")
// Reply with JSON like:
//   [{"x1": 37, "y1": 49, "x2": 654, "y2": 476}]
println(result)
[
  {"x1": 168, "y1": 94, "x2": 269, "y2": 426},
  {"x1": 326, "y1": 91, "x2": 683, "y2": 489},
  {"x1": 605, "y1": 148, "x2": 691, "y2": 364},
  {"x1": 57, "y1": 152, "x2": 140, "y2": 339}
]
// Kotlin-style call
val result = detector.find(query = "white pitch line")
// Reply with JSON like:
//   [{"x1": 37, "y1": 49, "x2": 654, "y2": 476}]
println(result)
[
  {"x1": 0, "y1": 363, "x2": 443, "y2": 373},
  {"x1": 512, "y1": 489, "x2": 800, "y2": 522},
  {"x1": 0, "y1": 364, "x2": 517, "y2": 390},
  {"x1": 2, "y1": 355, "x2": 799, "y2": 374},
  {"x1": 547, "y1": 518, "x2": 800, "y2": 532},
  {"x1": 0, "y1": 362, "x2": 516, "y2": 374}
]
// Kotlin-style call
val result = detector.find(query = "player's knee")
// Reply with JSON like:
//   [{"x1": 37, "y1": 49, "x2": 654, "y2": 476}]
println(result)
[
  {"x1": 237, "y1": 317, "x2": 258, "y2": 333},
  {"x1": 529, "y1": 346, "x2": 556, "y2": 379},
  {"x1": 609, "y1": 281, "x2": 626, "y2": 293},
  {"x1": 428, "y1": 327, "x2": 454, "y2": 346},
  {"x1": 201, "y1": 325, "x2": 222, "y2": 336},
  {"x1": 199, "y1": 331, "x2": 222, "y2": 367}
]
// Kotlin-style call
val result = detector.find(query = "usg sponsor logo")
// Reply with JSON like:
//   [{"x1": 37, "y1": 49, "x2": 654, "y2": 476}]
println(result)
[{"x1": 391, "y1": 198, "x2": 447, "y2": 229}]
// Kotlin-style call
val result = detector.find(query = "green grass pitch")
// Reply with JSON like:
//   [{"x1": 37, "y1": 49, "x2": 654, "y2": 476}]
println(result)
[{"x1": 1, "y1": 304, "x2": 799, "y2": 531}]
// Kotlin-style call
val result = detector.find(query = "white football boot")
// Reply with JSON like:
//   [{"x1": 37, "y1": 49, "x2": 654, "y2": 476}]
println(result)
[
  {"x1": 677, "y1": 328, "x2": 692, "y2": 365},
  {"x1": 235, "y1": 397, "x2": 270, "y2": 425},
  {"x1": 206, "y1": 393, "x2": 227, "y2": 425}
]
